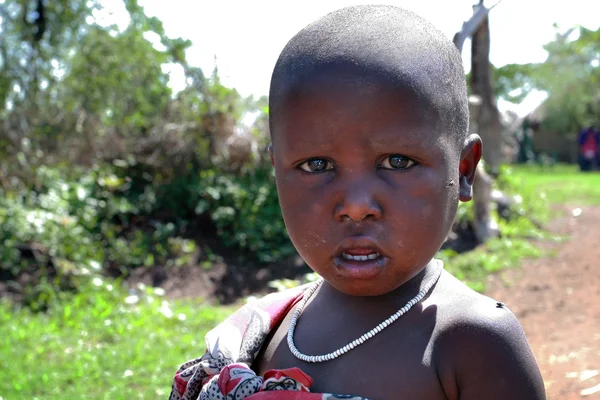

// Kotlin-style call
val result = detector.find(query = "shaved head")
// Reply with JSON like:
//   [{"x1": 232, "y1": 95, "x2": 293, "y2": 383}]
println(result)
[{"x1": 269, "y1": 5, "x2": 468, "y2": 146}]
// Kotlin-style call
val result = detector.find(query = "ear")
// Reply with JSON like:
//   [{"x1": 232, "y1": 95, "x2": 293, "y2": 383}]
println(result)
[
  {"x1": 268, "y1": 143, "x2": 274, "y2": 167},
  {"x1": 458, "y1": 134, "x2": 482, "y2": 202}
]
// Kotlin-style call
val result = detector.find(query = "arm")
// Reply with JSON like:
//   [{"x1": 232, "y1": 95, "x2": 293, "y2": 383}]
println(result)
[{"x1": 437, "y1": 304, "x2": 546, "y2": 400}]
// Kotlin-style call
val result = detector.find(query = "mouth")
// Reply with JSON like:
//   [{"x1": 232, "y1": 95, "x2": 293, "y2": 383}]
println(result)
[{"x1": 334, "y1": 238, "x2": 387, "y2": 280}]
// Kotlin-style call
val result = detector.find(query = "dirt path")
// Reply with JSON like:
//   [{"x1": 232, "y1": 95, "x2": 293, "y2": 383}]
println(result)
[{"x1": 486, "y1": 206, "x2": 600, "y2": 399}]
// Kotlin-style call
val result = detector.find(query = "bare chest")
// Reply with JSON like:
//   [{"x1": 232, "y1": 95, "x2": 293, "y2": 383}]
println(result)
[{"x1": 253, "y1": 310, "x2": 449, "y2": 400}]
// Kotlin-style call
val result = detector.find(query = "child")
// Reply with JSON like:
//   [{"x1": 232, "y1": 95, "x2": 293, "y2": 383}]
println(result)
[
  {"x1": 169, "y1": 5, "x2": 546, "y2": 399},
  {"x1": 578, "y1": 126, "x2": 599, "y2": 171}
]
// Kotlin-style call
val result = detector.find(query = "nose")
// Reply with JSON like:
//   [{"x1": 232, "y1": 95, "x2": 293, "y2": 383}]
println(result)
[{"x1": 334, "y1": 180, "x2": 383, "y2": 222}]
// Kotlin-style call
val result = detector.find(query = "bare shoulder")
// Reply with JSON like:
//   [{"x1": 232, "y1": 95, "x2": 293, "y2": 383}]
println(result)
[{"x1": 430, "y1": 270, "x2": 546, "y2": 400}]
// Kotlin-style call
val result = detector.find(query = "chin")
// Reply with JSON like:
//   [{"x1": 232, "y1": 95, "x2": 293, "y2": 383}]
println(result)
[{"x1": 329, "y1": 277, "x2": 399, "y2": 297}]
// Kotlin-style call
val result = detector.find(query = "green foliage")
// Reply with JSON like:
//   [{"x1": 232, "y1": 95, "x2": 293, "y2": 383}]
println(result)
[
  {"x1": 0, "y1": 278, "x2": 233, "y2": 399},
  {"x1": 494, "y1": 26, "x2": 600, "y2": 135},
  {"x1": 0, "y1": 159, "x2": 292, "y2": 297},
  {"x1": 62, "y1": 25, "x2": 172, "y2": 131},
  {"x1": 539, "y1": 28, "x2": 600, "y2": 134},
  {"x1": 492, "y1": 63, "x2": 543, "y2": 104},
  {"x1": 0, "y1": 0, "x2": 100, "y2": 112},
  {"x1": 455, "y1": 199, "x2": 474, "y2": 225},
  {"x1": 0, "y1": 167, "x2": 102, "y2": 276},
  {"x1": 0, "y1": 164, "x2": 193, "y2": 300},
  {"x1": 191, "y1": 168, "x2": 293, "y2": 263},
  {"x1": 0, "y1": 0, "x2": 285, "y2": 295}
]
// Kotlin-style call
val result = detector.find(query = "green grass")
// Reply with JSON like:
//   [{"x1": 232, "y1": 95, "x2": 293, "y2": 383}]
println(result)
[
  {"x1": 0, "y1": 279, "x2": 234, "y2": 399},
  {"x1": 1, "y1": 163, "x2": 598, "y2": 400},
  {"x1": 509, "y1": 164, "x2": 600, "y2": 206},
  {"x1": 441, "y1": 219, "x2": 547, "y2": 292}
]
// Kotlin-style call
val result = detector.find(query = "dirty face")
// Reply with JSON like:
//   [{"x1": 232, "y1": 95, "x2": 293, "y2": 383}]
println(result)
[{"x1": 272, "y1": 74, "x2": 475, "y2": 296}]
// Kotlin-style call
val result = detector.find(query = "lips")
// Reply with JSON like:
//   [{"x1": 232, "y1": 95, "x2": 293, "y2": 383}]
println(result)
[
  {"x1": 334, "y1": 237, "x2": 387, "y2": 280},
  {"x1": 335, "y1": 237, "x2": 386, "y2": 258}
]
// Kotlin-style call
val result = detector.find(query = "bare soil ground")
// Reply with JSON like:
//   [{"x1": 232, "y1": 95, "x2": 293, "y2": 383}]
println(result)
[
  {"x1": 126, "y1": 251, "x2": 311, "y2": 304},
  {"x1": 486, "y1": 205, "x2": 600, "y2": 399}
]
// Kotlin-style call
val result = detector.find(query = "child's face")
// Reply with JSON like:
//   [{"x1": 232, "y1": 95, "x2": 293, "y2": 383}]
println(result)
[{"x1": 272, "y1": 77, "x2": 469, "y2": 296}]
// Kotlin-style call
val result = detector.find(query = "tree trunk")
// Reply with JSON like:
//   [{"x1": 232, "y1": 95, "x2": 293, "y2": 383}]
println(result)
[
  {"x1": 453, "y1": 2, "x2": 503, "y2": 243},
  {"x1": 470, "y1": 13, "x2": 504, "y2": 175}
]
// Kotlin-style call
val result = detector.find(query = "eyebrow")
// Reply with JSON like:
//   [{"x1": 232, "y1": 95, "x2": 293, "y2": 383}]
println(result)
[{"x1": 283, "y1": 130, "x2": 440, "y2": 158}]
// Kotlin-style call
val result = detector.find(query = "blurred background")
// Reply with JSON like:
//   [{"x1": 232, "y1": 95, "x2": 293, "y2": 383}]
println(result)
[{"x1": 0, "y1": 0, "x2": 599, "y2": 398}]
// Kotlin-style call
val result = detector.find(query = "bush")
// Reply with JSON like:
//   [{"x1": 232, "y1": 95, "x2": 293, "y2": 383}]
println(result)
[
  {"x1": 190, "y1": 167, "x2": 294, "y2": 263},
  {"x1": 0, "y1": 159, "x2": 294, "y2": 297}
]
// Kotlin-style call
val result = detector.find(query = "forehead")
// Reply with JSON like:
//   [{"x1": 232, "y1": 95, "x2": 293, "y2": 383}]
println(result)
[
  {"x1": 274, "y1": 60, "x2": 441, "y2": 119},
  {"x1": 272, "y1": 70, "x2": 450, "y2": 152}
]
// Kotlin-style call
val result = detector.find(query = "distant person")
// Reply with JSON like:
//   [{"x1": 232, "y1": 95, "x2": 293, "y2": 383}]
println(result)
[
  {"x1": 168, "y1": 5, "x2": 546, "y2": 400},
  {"x1": 578, "y1": 126, "x2": 599, "y2": 171}
]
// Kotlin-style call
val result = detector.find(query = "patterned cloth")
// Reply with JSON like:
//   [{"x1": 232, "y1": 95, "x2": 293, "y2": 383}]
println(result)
[{"x1": 168, "y1": 284, "x2": 369, "y2": 400}]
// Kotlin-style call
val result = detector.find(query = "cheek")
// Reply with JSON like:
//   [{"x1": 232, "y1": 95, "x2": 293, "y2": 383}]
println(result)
[
  {"x1": 297, "y1": 230, "x2": 329, "y2": 254},
  {"x1": 388, "y1": 169, "x2": 456, "y2": 236},
  {"x1": 279, "y1": 179, "x2": 328, "y2": 217},
  {"x1": 276, "y1": 174, "x2": 331, "y2": 248},
  {"x1": 401, "y1": 167, "x2": 452, "y2": 207},
  {"x1": 421, "y1": 204, "x2": 433, "y2": 219}
]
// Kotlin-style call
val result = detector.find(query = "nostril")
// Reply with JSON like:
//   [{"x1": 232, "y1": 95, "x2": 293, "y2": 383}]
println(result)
[
  {"x1": 334, "y1": 183, "x2": 383, "y2": 222},
  {"x1": 338, "y1": 207, "x2": 382, "y2": 223},
  {"x1": 341, "y1": 214, "x2": 364, "y2": 223}
]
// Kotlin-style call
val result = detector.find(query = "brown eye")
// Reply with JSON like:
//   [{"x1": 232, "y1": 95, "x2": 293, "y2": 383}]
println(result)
[
  {"x1": 380, "y1": 155, "x2": 415, "y2": 170},
  {"x1": 298, "y1": 158, "x2": 333, "y2": 173}
]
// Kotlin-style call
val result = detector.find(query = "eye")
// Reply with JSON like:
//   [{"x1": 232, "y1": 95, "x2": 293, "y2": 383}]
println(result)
[
  {"x1": 379, "y1": 154, "x2": 416, "y2": 170},
  {"x1": 298, "y1": 158, "x2": 334, "y2": 173}
]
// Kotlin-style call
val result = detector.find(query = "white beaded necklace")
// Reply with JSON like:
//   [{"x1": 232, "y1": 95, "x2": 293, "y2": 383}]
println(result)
[{"x1": 287, "y1": 263, "x2": 443, "y2": 363}]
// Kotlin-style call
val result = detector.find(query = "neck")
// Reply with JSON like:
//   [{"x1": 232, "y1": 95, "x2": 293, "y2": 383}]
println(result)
[{"x1": 317, "y1": 259, "x2": 441, "y2": 310}]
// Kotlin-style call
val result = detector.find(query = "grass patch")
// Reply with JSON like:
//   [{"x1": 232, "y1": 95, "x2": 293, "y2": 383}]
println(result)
[
  {"x1": 0, "y1": 279, "x2": 234, "y2": 399},
  {"x1": 440, "y1": 218, "x2": 550, "y2": 292},
  {"x1": 509, "y1": 164, "x2": 600, "y2": 206},
  {"x1": 441, "y1": 237, "x2": 543, "y2": 292}
]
